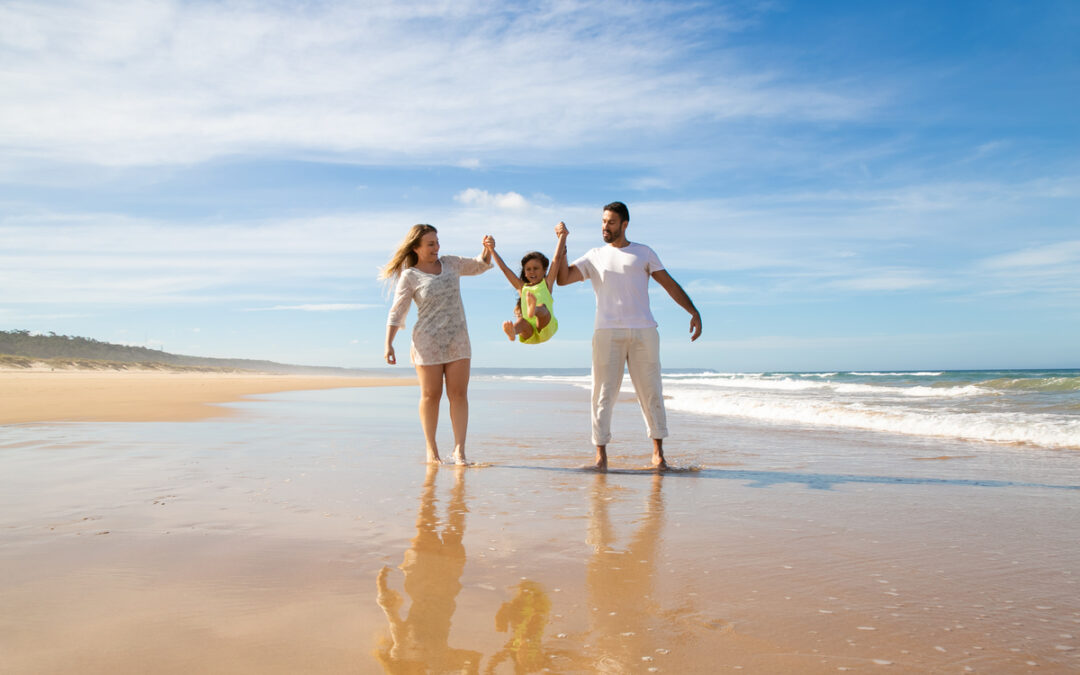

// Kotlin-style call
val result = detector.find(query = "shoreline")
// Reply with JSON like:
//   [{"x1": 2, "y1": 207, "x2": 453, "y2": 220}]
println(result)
[{"x1": 0, "y1": 370, "x2": 416, "y2": 424}]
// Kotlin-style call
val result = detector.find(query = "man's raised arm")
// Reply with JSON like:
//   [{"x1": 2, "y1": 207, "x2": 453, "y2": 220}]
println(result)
[{"x1": 555, "y1": 221, "x2": 584, "y2": 285}]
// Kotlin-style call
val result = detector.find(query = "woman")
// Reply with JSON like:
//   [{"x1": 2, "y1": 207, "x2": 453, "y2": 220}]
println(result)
[{"x1": 382, "y1": 224, "x2": 494, "y2": 464}]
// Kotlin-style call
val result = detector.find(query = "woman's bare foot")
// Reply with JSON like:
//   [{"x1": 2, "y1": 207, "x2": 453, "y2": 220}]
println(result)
[
  {"x1": 426, "y1": 449, "x2": 442, "y2": 464},
  {"x1": 452, "y1": 446, "x2": 468, "y2": 465},
  {"x1": 502, "y1": 320, "x2": 516, "y2": 341}
]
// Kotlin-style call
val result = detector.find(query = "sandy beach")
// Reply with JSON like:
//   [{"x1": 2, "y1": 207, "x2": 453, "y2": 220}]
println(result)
[
  {"x1": 2, "y1": 375, "x2": 1078, "y2": 673},
  {"x1": 0, "y1": 370, "x2": 415, "y2": 424}
]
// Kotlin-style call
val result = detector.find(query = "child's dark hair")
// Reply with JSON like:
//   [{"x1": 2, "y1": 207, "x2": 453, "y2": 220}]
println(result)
[{"x1": 518, "y1": 251, "x2": 550, "y2": 284}]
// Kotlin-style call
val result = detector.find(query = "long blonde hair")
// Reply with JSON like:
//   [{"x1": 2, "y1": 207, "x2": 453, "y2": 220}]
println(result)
[{"x1": 379, "y1": 224, "x2": 437, "y2": 280}]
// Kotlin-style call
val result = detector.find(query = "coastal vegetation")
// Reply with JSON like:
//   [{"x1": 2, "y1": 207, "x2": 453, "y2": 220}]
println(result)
[{"x1": 0, "y1": 330, "x2": 361, "y2": 375}]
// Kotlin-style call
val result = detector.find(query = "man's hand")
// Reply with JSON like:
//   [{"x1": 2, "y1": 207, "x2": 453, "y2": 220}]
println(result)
[{"x1": 689, "y1": 311, "x2": 702, "y2": 342}]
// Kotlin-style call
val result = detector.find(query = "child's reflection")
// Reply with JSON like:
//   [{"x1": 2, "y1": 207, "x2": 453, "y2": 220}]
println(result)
[
  {"x1": 485, "y1": 580, "x2": 552, "y2": 673},
  {"x1": 375, "y1": 464, "x2": 481, "y2": 673}
]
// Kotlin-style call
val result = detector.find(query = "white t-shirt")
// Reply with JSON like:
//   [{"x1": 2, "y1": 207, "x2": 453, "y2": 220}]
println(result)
[{"x1": 572, "y1": 242, "x2": 665, "y2": 329}]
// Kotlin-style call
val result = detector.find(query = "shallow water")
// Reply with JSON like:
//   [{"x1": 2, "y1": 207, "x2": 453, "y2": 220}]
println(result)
[{"x1": 2, "y1": 380, "x2": 1079, "y2": 673}]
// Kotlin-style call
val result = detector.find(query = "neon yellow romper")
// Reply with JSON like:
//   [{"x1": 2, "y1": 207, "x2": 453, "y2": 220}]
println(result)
[{"x1": 519, "y1": 280, "x2": 558, "y2": 345}]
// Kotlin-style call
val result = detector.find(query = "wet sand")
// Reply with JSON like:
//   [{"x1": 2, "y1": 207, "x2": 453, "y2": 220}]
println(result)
[
  {"x1": 1, "y1": 380, "x2": 1078, "y2": 673},
  {"x1": 0, "y1": 370, "x2": 415, "y2": 424}
]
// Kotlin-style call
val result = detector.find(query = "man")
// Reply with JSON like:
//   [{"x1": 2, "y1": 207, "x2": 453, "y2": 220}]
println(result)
[{"x1": 557, "y1": 202, "x2": 702, "y2": 470}]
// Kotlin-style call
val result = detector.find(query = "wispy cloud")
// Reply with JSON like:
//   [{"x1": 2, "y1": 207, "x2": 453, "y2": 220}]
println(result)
[
  {"x1": 0, "y1": 0, "x2": 870, "y2": 168},
  {"x1": 825, "y1": 269, "x2": 936, "y2": 292},
  {"x1": 980, "y1": 241, "x2": 1080, "y2": 270},
  {"x1": 245, "y1": 304, "x2": 378, "y2": 312}
]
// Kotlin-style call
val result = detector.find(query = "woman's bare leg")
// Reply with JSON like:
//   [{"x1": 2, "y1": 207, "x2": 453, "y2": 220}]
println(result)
[
  {"x1": 444, "y1": 358, "x2": 471, "y2": 464},
  {"x1": 415, "y1": 364, "x2": 445, "y2": 463}
]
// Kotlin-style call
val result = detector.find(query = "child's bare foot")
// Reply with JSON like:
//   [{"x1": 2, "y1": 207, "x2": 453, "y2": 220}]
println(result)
[
  {"x1": 525, "y1": 291, "x2": 537, "y2": 318},
  {"x1": 502, "y1": 320, "x2": 516, "y2": 341}
]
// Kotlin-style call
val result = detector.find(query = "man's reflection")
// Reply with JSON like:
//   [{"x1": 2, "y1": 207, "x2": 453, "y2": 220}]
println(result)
[
  {"x1": 375, "y1": 464, "x2": 481, "y2": 673},
  {"x1": 585, "y1": 472, "x2": 666, "y2": 669}
]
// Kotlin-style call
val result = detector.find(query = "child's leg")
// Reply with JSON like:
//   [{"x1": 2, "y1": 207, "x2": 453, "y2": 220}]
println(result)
[
  {"x1": 524, "y1": 292, "x2": 553, "y2": 331},
  {"x1": 533, "y1": 304, "x2": 552, "y2": 331},
  {"x1": 502, "y1": 317, "x2": 534, "y2": 341}
]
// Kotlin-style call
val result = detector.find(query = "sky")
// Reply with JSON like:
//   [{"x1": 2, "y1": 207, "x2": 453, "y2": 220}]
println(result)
[{"x1": 1, "y1": 0, "x2": 1078, "y2": 372}]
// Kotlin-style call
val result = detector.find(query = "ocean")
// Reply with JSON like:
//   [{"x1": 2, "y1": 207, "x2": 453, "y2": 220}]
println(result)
[{"x1": 483, "y1": 368, "x2": 1080, "y2": 452}]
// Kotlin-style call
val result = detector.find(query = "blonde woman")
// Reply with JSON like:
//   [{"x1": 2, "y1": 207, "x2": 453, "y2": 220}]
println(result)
[{"x1": 382, "y1": 224, "x2": 495, "y2": 464}]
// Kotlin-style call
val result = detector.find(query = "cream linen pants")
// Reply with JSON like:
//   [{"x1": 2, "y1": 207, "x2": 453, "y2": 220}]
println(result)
[{"x1": 590, "y1": 327, "x2": 668, "y2": 446}]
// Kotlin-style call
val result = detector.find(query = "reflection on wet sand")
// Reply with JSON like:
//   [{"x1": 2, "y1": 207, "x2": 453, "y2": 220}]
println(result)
[
  {"x1": 486, "y1": 580, "x2": 553, "y2": 674},
  {"x1": 584, "y1": 472, "x2": 667, "y2": 670},
  {"x1": 373, "y1": 468, "x2": 734, "y2": 672},
  {"x1": 375, "y1": 464, "x2": 481, "y2": 672}
]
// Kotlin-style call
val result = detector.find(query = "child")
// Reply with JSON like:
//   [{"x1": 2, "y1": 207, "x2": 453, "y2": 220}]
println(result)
[{"x1": 489, "y1": 223, "x2": 568, "y2": 344}]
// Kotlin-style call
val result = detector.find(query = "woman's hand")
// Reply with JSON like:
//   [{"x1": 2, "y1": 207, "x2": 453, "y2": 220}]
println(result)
[
  {"x1": 481, "y1": 235, "x2": 495, "y2": 262},
  {"x1": 555, "y1": 221, "x2": 568, "y2": 237},
  {"x1": 385, "y1": 344, "x2": 396, "y2": 365}
]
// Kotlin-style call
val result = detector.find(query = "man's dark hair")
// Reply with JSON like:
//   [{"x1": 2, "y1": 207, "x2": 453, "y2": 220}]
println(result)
[{"x1": 603, "y1": 201, "x2": 629, "y2": 223}]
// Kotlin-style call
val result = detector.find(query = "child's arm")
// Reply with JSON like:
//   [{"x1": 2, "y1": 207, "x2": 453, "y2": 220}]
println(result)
[
  {"x1": 546, "y1": 222, "x2": 568, "y2": 291},
  {"x1": 489, "y1": 244, "x2": 524, "y2": 291}
]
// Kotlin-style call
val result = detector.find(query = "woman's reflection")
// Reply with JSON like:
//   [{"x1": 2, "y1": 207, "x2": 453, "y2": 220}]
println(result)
[
  {"x1": 375, "y1": 464, "x2": 481, "y2": 673},
  {"x1": 585, "y1": 471, "x2": 666, "y2": 669}
]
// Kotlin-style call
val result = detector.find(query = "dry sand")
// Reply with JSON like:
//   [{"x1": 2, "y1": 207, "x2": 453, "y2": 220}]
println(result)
[{"x1": 0, "y1": 370, "x2": 415, "y2": 424}]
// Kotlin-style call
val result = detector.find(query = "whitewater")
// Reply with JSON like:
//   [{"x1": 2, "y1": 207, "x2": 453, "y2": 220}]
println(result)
[{"x1": 496, "y1": 369, "x2": 1080, "y2": 451}]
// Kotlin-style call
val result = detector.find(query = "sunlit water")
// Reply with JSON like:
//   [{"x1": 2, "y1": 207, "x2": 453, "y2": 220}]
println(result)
[{"x1": 2, "y1": 378, "x2": 1079, "y2": 673}]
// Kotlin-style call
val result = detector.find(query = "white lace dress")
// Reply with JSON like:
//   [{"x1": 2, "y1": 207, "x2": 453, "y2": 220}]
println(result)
[{"x1": 387, "y1": 255, "x2": 493, "y2": 366}]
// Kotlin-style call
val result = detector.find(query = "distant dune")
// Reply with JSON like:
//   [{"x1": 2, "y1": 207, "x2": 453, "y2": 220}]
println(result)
[{"x1": 0, "y1": 330, "x2": 387, "y2": 377}]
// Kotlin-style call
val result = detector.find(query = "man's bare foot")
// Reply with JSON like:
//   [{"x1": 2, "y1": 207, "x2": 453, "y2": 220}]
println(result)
[
  {"x1": 525, "y1": 291, "x2": 537, "y2": 318},
  {"x1": 652, "y1": 439, "x2": 667, "y2": 470},
  {"x1": 594, "y1": 445, "x2": 608, "y2": 471},
  {"x1": 502, "y1": 320, "x2": 516, "y2": 341}
]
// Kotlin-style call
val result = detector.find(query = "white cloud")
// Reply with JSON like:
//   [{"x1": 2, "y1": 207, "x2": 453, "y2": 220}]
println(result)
[
  {"x1": 454, "y1": 188, "x2": 530, "y2": 210},
  {"x1": 0, "y1": 0, "x2": 869, "y2": 167}
]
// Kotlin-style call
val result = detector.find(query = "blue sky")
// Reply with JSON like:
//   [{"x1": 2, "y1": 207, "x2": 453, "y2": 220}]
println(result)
[{"x1": 1, "y1": 0, "x2": 1078, "y2": 371}]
